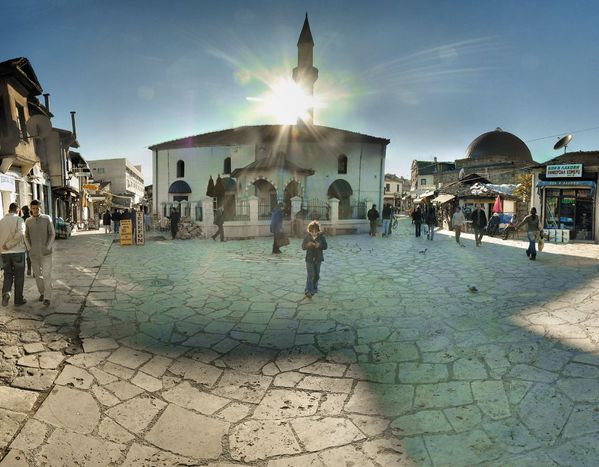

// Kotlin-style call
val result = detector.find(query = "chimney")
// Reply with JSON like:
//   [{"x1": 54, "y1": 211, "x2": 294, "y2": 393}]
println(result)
[
  {"x1": 43, "y1": 93, "x2": 50, "y2": 112},
  {"x1": 70, "y1": 111, "x2": 77, "y2": 139}
]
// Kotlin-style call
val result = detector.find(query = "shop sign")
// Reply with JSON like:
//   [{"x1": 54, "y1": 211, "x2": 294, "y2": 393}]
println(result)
[
  {"x1": 136, "y1": 211, "x2": 145, "y2": 245},
  {"x1": 83, "y1": 184, "x2": 100, "y2": 191},
  {"x1": 546, "y1": 164, "x2": 583, "y2": 178},
  {"x1": 120, "y1": 219, "x2": 133, "y2": 245},
  {"x1": 0, "y1": 174, "x2": 15, "y2": 192}
]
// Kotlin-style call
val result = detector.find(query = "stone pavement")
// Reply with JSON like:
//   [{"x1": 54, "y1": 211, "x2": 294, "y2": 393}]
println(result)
[{"x1": 1, "y1": 221, "x2": 599, "y2": 466}]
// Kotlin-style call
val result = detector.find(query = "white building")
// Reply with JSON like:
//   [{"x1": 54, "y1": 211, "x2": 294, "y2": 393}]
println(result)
[
  {"x1": 87, "y1": 158, "x2": 144, "y2": 207},
  {"x1": 149, "y1": 16, "x2": 390, "y2": 236}
]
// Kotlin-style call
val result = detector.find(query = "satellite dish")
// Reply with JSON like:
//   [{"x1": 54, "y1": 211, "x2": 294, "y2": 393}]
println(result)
[
  {"x1": 26, "y1": 114, "x2": 52, "y2": 139},
  {"x1": 458, "y1": 168, "x2": 465, "y2": 180},
  {"x1": 554, "y1": 134, "x2": 572, "y2": 153}
]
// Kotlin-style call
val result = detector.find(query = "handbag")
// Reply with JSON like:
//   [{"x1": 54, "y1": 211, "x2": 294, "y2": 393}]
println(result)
[{"x1": 538, "y1": 237, "x2": 544, "y2": 251}]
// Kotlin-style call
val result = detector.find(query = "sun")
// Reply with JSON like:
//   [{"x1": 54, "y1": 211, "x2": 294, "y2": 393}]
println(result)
[{"x1": 247, "y1": 78, "x2": 321, "y2": 125}]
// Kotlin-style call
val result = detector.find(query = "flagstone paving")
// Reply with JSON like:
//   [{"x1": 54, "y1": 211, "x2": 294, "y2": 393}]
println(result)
[{"x1": 1, "y1": 222, "x2": 599, "y2": 465}]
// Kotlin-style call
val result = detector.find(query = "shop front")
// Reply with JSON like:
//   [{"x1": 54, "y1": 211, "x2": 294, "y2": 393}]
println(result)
[
  {"x1": 532, "y1": 157, "x2": 599, "y2": 242},
  {"x1": 537, "y1": 180, "x2": 596, "y2": 241}
]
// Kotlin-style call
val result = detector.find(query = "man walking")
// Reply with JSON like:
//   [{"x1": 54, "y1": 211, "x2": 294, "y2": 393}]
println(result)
[
  {"x1": 212, "y1": 206, "x2": 225, "y2": 242},
  {"x1": 367, "y1": 204, "x2": 379, "y2": 236},
  {"x1": 270, "y1": 202, "x2": 284, "y2": 253},
  {"x1": 412, "y1": 205, "x2": 423, "y2": 237},
  {"x1": 169, "y1": 207, "x2": 181, "y2": 240},
  {"x1": 0, "y1": 203, "x2": 27, "y2": 306},
  {"x1": 451, "y1": 206, "x2": 466, "y2": 245},
  {"x1": 382, "y1": 203, "x2": 392, "y2": 237},
  {"x1": 472, "y1": 204, "x2": 488, "y2": 246},
  {"x1": 425, "y1": 204, "x2": 436, "y2": 240},
  {"x1": 102, "y1": 209, "x2": 112, "y2": 234},
  {"x1": 25, "y1": 200, "x2": 54, "y2": 306}
]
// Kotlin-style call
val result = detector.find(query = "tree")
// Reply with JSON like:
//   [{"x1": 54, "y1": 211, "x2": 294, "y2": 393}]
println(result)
[{"x1": 514, "y1": 173, "x2": 532, "y2": 203}]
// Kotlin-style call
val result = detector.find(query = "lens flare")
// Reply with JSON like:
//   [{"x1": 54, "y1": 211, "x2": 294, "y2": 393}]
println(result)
[{"x1": 247, "y1": 77, "x2": 326, "y2": 124}]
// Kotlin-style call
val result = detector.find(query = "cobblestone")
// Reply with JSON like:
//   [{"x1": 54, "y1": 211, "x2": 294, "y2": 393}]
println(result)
[{"x1": 1, "y1": 224, "x2": 599, "y2": 464}]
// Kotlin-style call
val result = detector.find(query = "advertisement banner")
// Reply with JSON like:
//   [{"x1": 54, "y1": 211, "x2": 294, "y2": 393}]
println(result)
[
  {"x1": 546, "y1": 164, "x2": 583, "y2": 178},
  {"x1": 0, "y1": 174, "x2": 15, "y2": 192}
]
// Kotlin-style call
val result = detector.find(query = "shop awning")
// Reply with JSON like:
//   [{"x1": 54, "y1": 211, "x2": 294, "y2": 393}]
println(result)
[
  {"x1": 431, "y1": 194, "x2": 455, "y2": 204},
  {"x1": 536, "y1": 180, "x2": 596, "y2": 196}
]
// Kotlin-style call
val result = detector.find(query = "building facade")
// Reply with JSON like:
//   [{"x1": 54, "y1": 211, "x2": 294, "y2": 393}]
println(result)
[
  {"x1": 530, "y1": 151, "x2": 599, "y2": 242},
  {"x1": 87, "y1": 158, "x2": 145, "y2": 208},
  {"x1": 149, "y1": 16, "x2": 390, "y2": 237},
  {"x1": 384, "y1": 173, "x2": 409, "y2": 209},
  {"x1": 0, "y1": 58, "x2": 53, "y2": 218}
]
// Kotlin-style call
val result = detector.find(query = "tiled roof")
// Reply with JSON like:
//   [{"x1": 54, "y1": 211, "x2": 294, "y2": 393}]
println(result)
[
  {"x1": 0, "y1": 57, "x2": 43, "y2": 95},
  {"x1": 149, "y1": 124, "x2": 390, "y2": 151}
]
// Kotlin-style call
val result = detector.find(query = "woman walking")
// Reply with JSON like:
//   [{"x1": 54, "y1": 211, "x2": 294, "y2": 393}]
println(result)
[
  {"x1": 516, "y1": 207, "x2": 543, "y2": 260},
  {"x1": 302, "y1": 221, "x2": 328, "y2": 299}
]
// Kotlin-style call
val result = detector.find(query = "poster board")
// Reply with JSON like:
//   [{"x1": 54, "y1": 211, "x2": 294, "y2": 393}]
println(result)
[{"x1": 120, "y1": 219, "x2": 133, "y2": 245}]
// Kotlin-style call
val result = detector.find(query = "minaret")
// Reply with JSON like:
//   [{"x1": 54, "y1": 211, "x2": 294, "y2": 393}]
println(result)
[{"x1": 292, "y1": 13, "x2": 319, "y2": 124}]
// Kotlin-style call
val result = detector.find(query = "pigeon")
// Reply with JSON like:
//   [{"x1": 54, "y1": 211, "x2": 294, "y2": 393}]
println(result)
[
  {"x1": 419, "y1": 248, "x2": 427, "y2": 254},
  {"x1": 467, "y1": 284, "x2": 478, "y2": 292}
]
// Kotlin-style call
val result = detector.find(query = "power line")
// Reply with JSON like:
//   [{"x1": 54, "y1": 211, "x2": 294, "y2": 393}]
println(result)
[{"x1": 525, "y1": 125, "x2": 599, "y2": 143}]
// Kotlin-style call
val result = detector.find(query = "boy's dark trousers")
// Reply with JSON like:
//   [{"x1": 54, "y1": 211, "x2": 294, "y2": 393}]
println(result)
[{"x1": 305, "y1": 260, "x2": 321, "y2": 294}]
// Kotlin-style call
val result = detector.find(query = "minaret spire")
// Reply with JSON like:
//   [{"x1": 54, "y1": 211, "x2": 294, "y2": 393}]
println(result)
[{"x1": 293, "y1": 13, "x2": 318, "y2": 124}]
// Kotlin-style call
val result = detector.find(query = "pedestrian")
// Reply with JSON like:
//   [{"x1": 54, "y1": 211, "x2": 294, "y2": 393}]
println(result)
[
  {"x1": 451, "y1": 206, "x2": 466, "y2": 245},
  {"x1": 144, "y1": 208, "x2": 152, "y2": 232},
  {"x1": 412, "y1": 205, "x2": 422, "y2": 237},
  {"x1": 21, "y1": 205, "x2": 32, "y2": 275},
  {"x1": 382, "y1": 203, "x2": 392, "y2": 237},
  {"x1": 302, "y1": 220, "x2": 328, "y2": 299},
  {"x1": 102, "y1": 209, "x2": 112, "y2": 234},
  {"x1": 425, "y1": 204, "x2": 437, "y2": 240},
  {"x1": 0, "y1": 203, "x2": 27, "y2": 306},
  {"x1": 24, "y1": 200, "x2": 55, "y2": 306},
  {"x1": 112, "y1": 209, "x2": 121, "y2": 234},
  {"x1": 270, "y1": 202, "x2": 284, "y2": 253},
  {"x1": 367, "y1": 204, "x2": 379, "y2": 236},
  {"x1": 516, "y1": 207, "x2": 542, "y2": 260},
  {"x1": 471, "y1": 204, "x2": 488, "y2": 246},
  {"x1": 212, "y1": 206, "x2": 225, "y2": 242},
  {"x1": 169, "y1": 207, "x2": 181, "y2": 240}
]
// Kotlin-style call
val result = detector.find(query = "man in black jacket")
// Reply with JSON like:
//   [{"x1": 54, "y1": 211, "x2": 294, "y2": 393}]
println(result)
[
  {"x1": 367, "y1": 204, "x2": 379, "y2": 236},
  {"x1": 382, "y1": 204, "x2": 393, "y2": 237},
  {"x1": 472, "y1": 204, "x2": 488, "y2": 246}
]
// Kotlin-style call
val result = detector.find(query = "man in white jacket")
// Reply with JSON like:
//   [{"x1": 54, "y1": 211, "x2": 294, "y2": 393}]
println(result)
[
  {"x1": 25, "y1": 200, "x2": 55, "y2": 306},
  {"x1": 0, "y1": 203, "x2": 27, "y2": 306}
]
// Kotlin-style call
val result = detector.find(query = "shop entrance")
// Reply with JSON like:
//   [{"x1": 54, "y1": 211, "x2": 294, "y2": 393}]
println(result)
[{"x1": 544, "y1": 188, "x2": 594, "y2": 240}]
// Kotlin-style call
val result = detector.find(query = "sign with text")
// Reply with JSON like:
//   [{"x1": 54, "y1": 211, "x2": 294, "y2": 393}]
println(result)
[
  {"x1": 136, "y1": 211, "x2": 145, "y2": 245},
  {"x1": 0, "y1": 174, "x2": 15, "y2": 192},
  {"x1": 546, "y1": 164, "x2": 583, "y2": 178},
  {"x1": 120, "y1": 219, "x2": 133, "y2": 245}
]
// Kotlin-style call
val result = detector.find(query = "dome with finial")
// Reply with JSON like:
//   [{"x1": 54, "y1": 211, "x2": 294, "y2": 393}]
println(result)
[{"x1": 465, "y1": 127, "x2": 532, "y2": 162}]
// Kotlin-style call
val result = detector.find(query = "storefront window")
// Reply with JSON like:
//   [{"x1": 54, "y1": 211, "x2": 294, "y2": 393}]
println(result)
[{"x1": 544, "y1": 188, "x2": 594, "y2": 240}]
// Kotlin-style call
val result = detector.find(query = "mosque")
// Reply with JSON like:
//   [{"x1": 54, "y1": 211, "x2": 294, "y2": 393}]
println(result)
[{"x1": 150, "y1": 15, "x2": 389, "y2": 233}]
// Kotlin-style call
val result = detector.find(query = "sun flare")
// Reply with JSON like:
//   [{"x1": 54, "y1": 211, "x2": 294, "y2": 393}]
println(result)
[{"x1": 247, "y1": 78, "x2": 325, "y2": 125}]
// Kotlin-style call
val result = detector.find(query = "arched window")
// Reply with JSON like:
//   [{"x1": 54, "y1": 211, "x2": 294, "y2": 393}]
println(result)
[
  {"x1": 337, "y1": 155, "x2": 348, "y2": 174},
  {"x1": 176, "y1": 160, "x2": 185, "y2": 178},
  {"x1": 223, "y1": 157, "x2": 231, "y2": 175}
]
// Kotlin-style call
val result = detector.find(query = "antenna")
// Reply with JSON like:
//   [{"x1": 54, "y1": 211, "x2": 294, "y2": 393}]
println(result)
[
  {"x1": 26, "y1": 114, "x2": 52, "y2": 139},
  {"x1": 553, "y1": 134, "x2": 572, "y2": 154}
]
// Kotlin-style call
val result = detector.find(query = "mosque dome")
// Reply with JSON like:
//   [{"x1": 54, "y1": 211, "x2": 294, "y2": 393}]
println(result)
[{"x1": 465, "y1": 127, "x2": 532, "y2": 162}]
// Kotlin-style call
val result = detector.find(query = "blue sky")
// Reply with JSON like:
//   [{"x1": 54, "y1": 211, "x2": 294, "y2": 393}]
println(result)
[{"x1": 2, "y1": 0, "x2": 599, "y2": 184}]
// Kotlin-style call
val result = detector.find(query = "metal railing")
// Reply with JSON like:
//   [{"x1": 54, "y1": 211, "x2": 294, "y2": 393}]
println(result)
[
  {"x1": 306, "y1": 199, "x2": 329, "y2": 221},
  {"x1": 258, "y1": 200, "x2": 272, "y2": 220},
  {"x1": 345, "y1": 202, "x2": 366, "y2": 220},
  {"x1": 234, "y1": 199, "x2": 250, "y2": 221}
]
